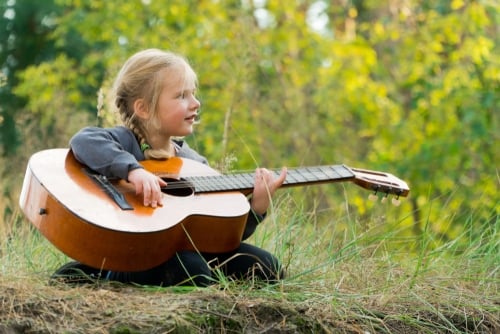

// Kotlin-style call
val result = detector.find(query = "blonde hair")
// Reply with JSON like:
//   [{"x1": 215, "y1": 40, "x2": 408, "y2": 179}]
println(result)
[{"x1": 111, "y1": 48, "x2": 197, "y2": 159}]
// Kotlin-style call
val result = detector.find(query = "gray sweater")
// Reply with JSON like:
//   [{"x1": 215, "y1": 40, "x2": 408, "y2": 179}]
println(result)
[
  {"x1": 70, "y1": 126, "x2": 208, "y2": 180},
  {"x1": 70, "y1": 126, "x2": 262, "y2": 240}
]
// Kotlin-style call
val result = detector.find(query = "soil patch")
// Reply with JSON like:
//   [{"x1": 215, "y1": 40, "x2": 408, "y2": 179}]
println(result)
[{"x1": 1, "y1": 283, "x2": 498, "y2": 333}]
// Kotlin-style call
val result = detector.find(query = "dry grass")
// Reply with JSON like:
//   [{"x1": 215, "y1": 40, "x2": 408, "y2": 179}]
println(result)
[
  {"x1": 1, "y1": 195, "x2": 499, "y2": 333},
  {"x1": 1, "y1": 273, "x2": 498, "y2": 333}
]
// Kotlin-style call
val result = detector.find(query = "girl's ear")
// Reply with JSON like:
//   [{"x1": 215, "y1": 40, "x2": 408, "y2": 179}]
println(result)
[{"x1": 133, "y1": 99, "x2": 149, "y2": 120}]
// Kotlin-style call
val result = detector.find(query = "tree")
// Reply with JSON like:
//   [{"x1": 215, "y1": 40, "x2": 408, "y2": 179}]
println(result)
[{"x1": 4, "y1": 0, "x2": 499, "y2": 248}]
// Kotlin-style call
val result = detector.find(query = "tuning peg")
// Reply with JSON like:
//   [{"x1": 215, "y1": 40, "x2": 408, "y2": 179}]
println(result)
[
  {"x1": 381, "y1": 194, "x2": 389, "y2": 203},
  {"x1": 368, "y1": 193, "x2": 378, "y2": 202},
  {"x1": 392, "y1": 197, "x2": 401, "y2": 206}
]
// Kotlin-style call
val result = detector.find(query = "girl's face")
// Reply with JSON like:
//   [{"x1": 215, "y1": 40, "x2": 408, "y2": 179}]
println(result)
[{"x1": 154, "y1": 65, "x2": 200, "y2": 139}]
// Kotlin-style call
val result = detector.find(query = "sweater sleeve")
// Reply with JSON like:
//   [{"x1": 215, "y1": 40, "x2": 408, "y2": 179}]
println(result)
[
  {"x1": 69, "y1": 126, "x2": 144, "y2": 180},
  {"x1": 241, "y1": 210, "x2": 266, "y2": 240}
]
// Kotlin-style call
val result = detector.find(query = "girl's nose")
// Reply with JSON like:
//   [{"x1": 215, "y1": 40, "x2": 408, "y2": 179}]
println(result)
[{"x1": 191, "y1": 96, "x2": 201, "y2": 110}]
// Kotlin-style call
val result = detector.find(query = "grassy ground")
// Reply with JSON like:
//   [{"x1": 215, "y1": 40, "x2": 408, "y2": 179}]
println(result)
[{"x1": 1, "y1": 194, "x2": 498, "y2": 333}]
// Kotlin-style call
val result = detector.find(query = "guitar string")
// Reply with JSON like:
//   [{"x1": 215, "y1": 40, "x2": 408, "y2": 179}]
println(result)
[
  {"x1": 105, "y1": 166, "x2": 403, "y2": 194},
  {"x1": 154, "y1": 166, "x2": 354, "y2": 191},
  {"x1": 107, "y1": 166, "x2": 348, "y2": 192}
]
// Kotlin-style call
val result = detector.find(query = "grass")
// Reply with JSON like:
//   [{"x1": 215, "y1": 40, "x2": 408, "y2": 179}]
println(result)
[{"x1": 1, "y1": 192, "x2": 499, "y2": 333}]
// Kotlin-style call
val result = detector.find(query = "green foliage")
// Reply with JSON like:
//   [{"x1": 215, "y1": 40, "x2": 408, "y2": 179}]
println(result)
[
  {"x1": 1, "y1": 0, "x2": 498, "y2": 249},
  {"x1": 0, "y1": 0, "x2": 61, "y2": 156}
]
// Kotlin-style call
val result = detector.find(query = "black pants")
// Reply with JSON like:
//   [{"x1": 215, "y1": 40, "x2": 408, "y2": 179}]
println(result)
[{"x1": 106, "y1": 243, "x2": 283, "y2": 286}]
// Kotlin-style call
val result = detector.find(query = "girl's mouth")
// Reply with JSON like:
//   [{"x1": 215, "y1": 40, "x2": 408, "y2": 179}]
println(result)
[{"x1": 185, "y1": 114, "x2": 198, "y2": 122}]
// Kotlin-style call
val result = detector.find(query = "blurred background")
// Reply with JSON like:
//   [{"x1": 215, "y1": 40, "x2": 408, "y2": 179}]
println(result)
[{"x1": 1, "y1": 0, "x2": 498, "y2": 250}]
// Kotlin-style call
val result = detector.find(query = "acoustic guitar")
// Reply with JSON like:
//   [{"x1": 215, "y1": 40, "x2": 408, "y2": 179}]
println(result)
[{"x1": 19, "y1": 149, "x2": 409, "y2": 272}]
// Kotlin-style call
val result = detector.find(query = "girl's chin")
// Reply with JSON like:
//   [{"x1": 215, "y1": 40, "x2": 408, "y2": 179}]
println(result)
[{"x1": 175, "y1": 127, "x2": 194, "y2": 137}]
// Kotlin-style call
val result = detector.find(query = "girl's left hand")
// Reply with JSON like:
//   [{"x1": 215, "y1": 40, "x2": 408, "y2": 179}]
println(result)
[{"x1": 250, "y1": 167, "x2": 287, "y2": 215}]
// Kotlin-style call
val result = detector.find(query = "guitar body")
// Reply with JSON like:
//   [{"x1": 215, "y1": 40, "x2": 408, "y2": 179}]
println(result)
[
  {"x1": 20, "y1": 148, "x2": 409, "y2": 273},
  {"x1": 19, "y1": 149, "x2": 250, "y2": 272}
]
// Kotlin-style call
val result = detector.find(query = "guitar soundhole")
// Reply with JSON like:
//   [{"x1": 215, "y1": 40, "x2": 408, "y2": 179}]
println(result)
[{"x1": 161, "y1": 178, "x2": 194, "y2": 197}]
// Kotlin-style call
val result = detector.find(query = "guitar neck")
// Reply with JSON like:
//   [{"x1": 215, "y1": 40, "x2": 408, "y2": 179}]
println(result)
[{"x1": 187, "y1": 165, "x2": 355, "y2": 195}]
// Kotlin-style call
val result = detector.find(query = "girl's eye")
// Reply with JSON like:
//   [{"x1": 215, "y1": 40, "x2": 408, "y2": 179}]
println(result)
[{"x1": 178, "y1": 90, "x2": 196, "y2": 99}]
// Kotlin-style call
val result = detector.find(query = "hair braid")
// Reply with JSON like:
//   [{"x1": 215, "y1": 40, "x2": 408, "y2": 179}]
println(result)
[{"x1": 116, "y1": 102, "x2": 159, "y2": 159}]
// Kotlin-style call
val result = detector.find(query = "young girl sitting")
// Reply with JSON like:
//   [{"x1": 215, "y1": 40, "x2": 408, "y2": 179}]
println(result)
[{"x1": 52, "y1": 48, "x2": 287, "y2": 287}]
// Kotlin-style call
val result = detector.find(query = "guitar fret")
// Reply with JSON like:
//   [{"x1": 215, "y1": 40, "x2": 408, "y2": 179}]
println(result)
[
  {"x1": 294, "y1": 167, "x2": 320, "y2": 182},
  {"x1": 284, "y1": 171, "x2": 299, "y2": 185},
  {"x1": 237, "y1": 173, "x2": 254, "y2": 190},
  {"x1": 295, "y1": 168, "x2": 311, "y2": 182},
  {"x1": 211, "y1": 176, "x2": 227, "y2": 190},
  {"x1": 283, "y1": 165, "x2": 353, "y2": 186},
  {"x1": 323, "y1": 166, "x2": 341, "y2": 179},
  {"x1": 308, "y1": 167, "x2": 326, "y2": 180},
  {"x1": 224, "y1": 176, "x2": 238, "y2": 190},
  {"x1": 190, "y1": 165, "x2": 377, "y2": 194},
  {"x1": 289, "y1": 170, "x2": 308, "y2": 183},
  {"x1": 306, "y1": 167, "x2": 322, "y2": 181},
  {"x1": 331, "y1": 165, "x2": 353, "y2": 178},
  {"x1": 220, "y1": 175, "x2": 235, "y2": 190},
  {"x1": 195, "y1": 177, "x2": 205, "y2": 192},
  {"x1": 319, "y1": 166, "x2": 342, "y2": 179},
  {"x1": 195, "y1": 175, "x2": 215, "y2": 192},
  {"x1": 232, "y1": 173, "x2": 253, "y2": 190},
  {"x1": 192, "y1": 173, "x2": 255, "y2": 193}
]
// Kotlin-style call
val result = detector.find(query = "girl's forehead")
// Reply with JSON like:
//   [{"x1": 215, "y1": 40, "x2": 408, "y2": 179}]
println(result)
[{"x1": 162, "y1": 63, "x2": 197, "y2": 90}]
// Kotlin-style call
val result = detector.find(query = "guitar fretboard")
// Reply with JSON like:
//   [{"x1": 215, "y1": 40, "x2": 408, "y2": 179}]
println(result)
[{"x1": 186, "y1": 165, "x2": 355, "y2": 194}]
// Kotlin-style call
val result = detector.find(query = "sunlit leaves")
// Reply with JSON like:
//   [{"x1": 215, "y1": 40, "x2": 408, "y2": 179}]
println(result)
[{"x1": 3, "y1": 0, "x2": 498, "y2": 247}]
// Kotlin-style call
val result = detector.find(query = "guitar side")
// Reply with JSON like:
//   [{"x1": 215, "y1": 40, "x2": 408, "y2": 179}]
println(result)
[{"x1": 19, "y1": 149, "x2": 250, "y2": 272}]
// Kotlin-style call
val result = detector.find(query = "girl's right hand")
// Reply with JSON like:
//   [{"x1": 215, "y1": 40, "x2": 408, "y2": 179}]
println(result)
[{"x1": 127, "y1": 168, "x2": 168, "y2": 208}]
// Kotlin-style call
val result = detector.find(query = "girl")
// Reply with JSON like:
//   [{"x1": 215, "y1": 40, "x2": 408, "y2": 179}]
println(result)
[{"x1": 52, "y1": 49, "x2": 287, "y2": 286}]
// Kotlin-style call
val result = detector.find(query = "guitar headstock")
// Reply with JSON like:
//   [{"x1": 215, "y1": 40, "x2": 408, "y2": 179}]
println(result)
[{"x1": 348, "y1": 166, "x2": 410, "y2": 206}]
